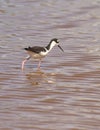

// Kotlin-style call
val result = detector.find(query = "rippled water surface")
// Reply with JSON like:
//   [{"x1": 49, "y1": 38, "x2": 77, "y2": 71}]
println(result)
[{"x1": 0, "y1": 0, "x2": 100, "y2": 130}]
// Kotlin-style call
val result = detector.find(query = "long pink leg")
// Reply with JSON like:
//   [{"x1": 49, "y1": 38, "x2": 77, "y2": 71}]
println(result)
[
  {"x1": 37, "y1": 59, "x2": 41, "y2": 69},
  {"x1": 21, "y1": 56, "x2": 31, "y2": 71},
  {"x1": 22, "y1": 59, "x2": 27, "y2": 71}
]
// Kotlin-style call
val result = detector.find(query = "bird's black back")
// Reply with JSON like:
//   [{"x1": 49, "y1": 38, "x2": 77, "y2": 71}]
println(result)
[{"x1": 24, "y1": 46, "x2": 46, "y2": 53}]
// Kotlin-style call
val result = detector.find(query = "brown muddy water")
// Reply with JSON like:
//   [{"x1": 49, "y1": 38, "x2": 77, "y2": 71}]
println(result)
[{"x1": 0, "y1": 0, "x2": 100, "y2": 130}]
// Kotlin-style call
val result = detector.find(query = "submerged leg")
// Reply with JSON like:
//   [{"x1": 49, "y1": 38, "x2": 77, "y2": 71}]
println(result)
[{"x1": 21, "y1": 55, "x2": 31, "y2": 71}]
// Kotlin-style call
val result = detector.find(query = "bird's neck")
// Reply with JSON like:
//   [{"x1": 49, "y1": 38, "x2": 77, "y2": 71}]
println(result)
[{"x1": 46, "y1": 41, "x2": 56, "y2": 52}]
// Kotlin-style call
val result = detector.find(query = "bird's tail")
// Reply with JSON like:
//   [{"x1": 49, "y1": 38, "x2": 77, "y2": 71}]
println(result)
[{"x1": 24, "y1": 47, "x2": 31, "y2": 51}]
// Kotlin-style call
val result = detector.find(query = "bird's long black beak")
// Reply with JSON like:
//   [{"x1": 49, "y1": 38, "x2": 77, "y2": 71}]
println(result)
[{"x1": 58, "y1": 45, "x2": 64, "y2": 52}]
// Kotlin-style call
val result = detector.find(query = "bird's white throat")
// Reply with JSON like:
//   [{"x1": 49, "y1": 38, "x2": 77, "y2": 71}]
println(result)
[
  {"x1": 40, "y1": 41, "x2": 58, "y2": 57},
  {"x1": 49, "y1": 41, "x2": 57, "y2": 51}
]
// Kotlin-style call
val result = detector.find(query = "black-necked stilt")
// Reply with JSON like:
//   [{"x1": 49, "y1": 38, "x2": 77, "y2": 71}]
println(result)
[{"x1": 22, "y1": 38, "x2": 64, "y2": 70}]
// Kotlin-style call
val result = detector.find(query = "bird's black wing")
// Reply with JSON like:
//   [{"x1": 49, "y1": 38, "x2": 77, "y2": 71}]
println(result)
[{"x1": 24, "y1": 46, "x2": 46, "y2": 53}]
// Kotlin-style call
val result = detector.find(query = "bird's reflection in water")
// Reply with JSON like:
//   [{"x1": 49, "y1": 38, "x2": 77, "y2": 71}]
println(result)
[{"x1": 26, "y1": 69, "x2": 56, "y2": 86}]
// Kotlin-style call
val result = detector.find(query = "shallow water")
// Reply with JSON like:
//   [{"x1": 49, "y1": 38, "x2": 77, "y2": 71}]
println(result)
[{"x1": 0, "y1": 0, "x2": 100, "y2": 130}]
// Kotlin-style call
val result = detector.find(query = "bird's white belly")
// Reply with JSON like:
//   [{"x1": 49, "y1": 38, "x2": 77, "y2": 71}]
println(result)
[{"x1": 28, "y1": 51, "x2": 47, "y2": 59}]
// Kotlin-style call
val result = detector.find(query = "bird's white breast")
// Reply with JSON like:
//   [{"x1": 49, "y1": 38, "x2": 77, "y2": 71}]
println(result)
[{"x1": 40, "y1": 50, "x2": 49, "y2": 56}]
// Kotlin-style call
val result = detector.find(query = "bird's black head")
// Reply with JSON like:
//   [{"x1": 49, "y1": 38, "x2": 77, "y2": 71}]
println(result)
[
  {"x1": 46, "y1": 38, "x2": 64, "y2": 52},
  {"x1": 50, "y1": 38, "x2": 64, "y2": 52},
  {"x1": 50, "y1": 38, "x2": 59, "y2": 43}
]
